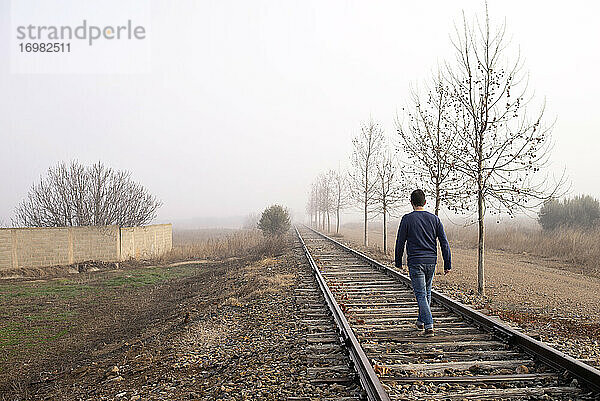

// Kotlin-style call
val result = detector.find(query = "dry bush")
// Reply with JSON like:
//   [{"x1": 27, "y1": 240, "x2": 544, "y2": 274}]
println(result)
[
  {"x1": 447, "y1": 223, "x2": 600, "y2": 275},
  {"x1": 162, "y1": 229, "x2": 286, "y2": 262}
]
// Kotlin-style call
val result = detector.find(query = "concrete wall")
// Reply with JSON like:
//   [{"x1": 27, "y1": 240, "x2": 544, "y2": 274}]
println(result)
[
  {"x1": 120, "y1": 224, "x2": 172, "y2": 260},
  {"x1": 0, "y1": 224, "x2": 172, "y2": 271}
]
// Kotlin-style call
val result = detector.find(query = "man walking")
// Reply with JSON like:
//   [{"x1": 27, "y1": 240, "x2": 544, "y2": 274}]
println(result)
[{"x1": 395, "y1": 189, "x2": 451, "y2": 336}]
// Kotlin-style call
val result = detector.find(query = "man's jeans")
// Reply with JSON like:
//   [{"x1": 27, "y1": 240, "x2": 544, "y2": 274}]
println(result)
[{"x1": 408, "y1": 264, "x2": 436, "y2": 329}]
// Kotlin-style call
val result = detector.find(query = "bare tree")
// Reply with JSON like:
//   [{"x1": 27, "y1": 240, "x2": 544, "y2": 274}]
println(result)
[
  {"x1": 306, "y1": 184, "x2": 314, "y2": 226},
  {"x1": 447, "y1": 6, "x2": 565, "y2": 294},
  {"x1": 349, "y1": 118, "x2": 385, "y2": 246},
  {"x1": 318, "y1": 172, "x2": 334, "y2": 232},
  {"x1": 308, "y1": 182, "x2": 320, "y2": 228},
  {"x1": 315, "y1": 177, "x2": 325, "y2": 229},
  {"x1": 14, "y1": 161, "x2": 162, "y2": 227},
  {"x1": 308, "y1": 175, "x2": 328, "y2": 231},
  {"x1": 396, "y1": 71, "x2": 466, "y2": 216},
  {"x1": 373, "y1": 143, "x2": 406, "y2": 254},
  {"x1": 329, "y1": 167, "x2": 351, "y2": 234}
]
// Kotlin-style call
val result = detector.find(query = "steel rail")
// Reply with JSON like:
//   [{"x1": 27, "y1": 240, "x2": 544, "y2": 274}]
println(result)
[
  {"x1": 303, "y1": 224, "x2": 600, "y2": 393},
  {"x1": 295, "y1": 226, "x2": 391, "y2": 401}
]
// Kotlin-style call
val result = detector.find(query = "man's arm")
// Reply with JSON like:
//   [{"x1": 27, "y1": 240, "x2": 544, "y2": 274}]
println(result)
[
  {"x1": 395, "y1": 217, "x2": 407, "y2": 268},
  {"x1": 437, "y1": 218, "x2": 451, "y2": 272}
]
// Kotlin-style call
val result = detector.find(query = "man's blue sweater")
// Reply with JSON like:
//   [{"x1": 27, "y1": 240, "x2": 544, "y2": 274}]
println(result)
[{"x1": 394, "y1": 210, "x2": 451, "y2": 270}]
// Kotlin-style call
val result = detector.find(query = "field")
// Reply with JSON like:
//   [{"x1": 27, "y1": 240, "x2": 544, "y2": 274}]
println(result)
[
  {"x1": 445, "y1": 224, "x2": 600, "y2": 278},
  {"x1": 0, "y1": 261, "x2": 206, "y2": 397},
  {"x1": 165, "y1": 228, "x2": 284, "y2": 261},
  {"x1": 337, "y1": 219, "x2": 600, "y2": 277}
]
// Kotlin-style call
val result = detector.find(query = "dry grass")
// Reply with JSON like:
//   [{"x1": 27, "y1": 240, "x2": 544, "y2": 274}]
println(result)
[
  {"x1": 172, "y1": 228, "x2": 239, "y2": 246},
  {"x1": 264, "y1": 272, "x2": 294, "y2": 286},
  {"x1": 162, "y1": 229, "x2": 285, "y2": 262},
  {"x1": 446, "y1": 224, "x2": 600, "y2": 275},
  {"x1": 338, "y1": 219, "x2": 600, "y2": 277},
  {"x1": 241, "y1": 257, "x2": 294, "y2": 296},
  {"x1": 223, "y1": 296, "x2": 246, "y2": 307}
]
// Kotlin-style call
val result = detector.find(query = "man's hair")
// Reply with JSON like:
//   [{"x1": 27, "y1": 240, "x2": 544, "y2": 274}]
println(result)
[{"x1": 410, "y1": 189, "x2": 426, "y2": 207}]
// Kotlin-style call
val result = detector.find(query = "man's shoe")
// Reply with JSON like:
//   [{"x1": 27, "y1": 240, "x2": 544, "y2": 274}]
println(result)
[
  {"x1": 424, "y1": 328, "x2": 434, "y2": 337},
  {"x1": 415, "y1": 321, "x2": 424, "y2": 330}
]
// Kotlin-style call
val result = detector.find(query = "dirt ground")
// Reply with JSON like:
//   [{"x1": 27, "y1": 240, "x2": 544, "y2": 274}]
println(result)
[
  {"x1": 2, "y1": 225, "x2": 598, "y2": 399},
  {"x1": 0, "y1": 238, "x2": 359, "y2": 401},
  {"x1": 0, "y1": 258, "x2": 227, "y2": 399},
  {"x1": 336, "y1": 224, "x2": 600, "y2": 365}
]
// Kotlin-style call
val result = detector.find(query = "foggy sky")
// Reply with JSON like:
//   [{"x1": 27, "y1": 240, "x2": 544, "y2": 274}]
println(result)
[{"x1": 1, "y1": 0, "x2": 599, "y2": 227}]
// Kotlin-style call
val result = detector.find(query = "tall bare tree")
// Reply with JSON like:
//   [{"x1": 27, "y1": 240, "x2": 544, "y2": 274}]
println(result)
[
  {"x1": 373, "y1": 143, "x2": 406, "y2": 254},
  {"x1": 319, "y1": 172, "x2": 333, "y2": 232},
  {"x1": 306, "y1": 183, "x2": 317, "y2": 227},
  {"x1": 312, "y1": 181, "x2": 321, "y2": 229},
  {"x1": 349, "y1": 119, "x2": 385, "y2": 246},
  {"x1": 396, "y1": 72, "x2": 466, "y2": 216},
  {"x1": 14, "y1": 161, "x2": 162, "y2": 227},
  {"x1": 447, "y1": 6, "x2": 564, "y2": 294},
  {"x1": 312, "y1": 177, "x2": 321, "y2": 229},
  {"x1": 308, "y1": 174, "x2": 331, "y2": 232},
  {"x1": 329, "y1": 167, "x2": 351, "y2": 234}
]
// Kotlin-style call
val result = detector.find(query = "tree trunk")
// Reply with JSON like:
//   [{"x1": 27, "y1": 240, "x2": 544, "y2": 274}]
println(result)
[
  {"x1": 336, "y1": 207, "x2": 340, "y2": 234},
  {"x1": 327, "y1": 211, "x2": 330, "y2": 232},
  {"x1": 477, "y1": 188, "x2": 485, "y2": 295},
  {"x1": 435, "y1": 184, "x2": 441, "y2": 216},
  {"x1": 364, "y1": 166, "x2": 369, "y2": 246},
  {"x1": 382, "y1": 206, "x2": 387, "y2": 254},
  {"x1": 364, "y1": 194, "x2": 368, "y2": 246},
  {"x1": 477, "y1": 131, "x2": 485, "y2": 295}
]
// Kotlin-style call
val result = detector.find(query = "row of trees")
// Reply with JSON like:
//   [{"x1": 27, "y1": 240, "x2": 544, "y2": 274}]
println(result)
[
  {"x1": 307, "y1": 120, "x2": 405, "y2": 254},
  {"x1": 307, "y1": 168, "x2": 351, "y2": 236},
  {"x1": 539, "y1": 195, "x2": 599, "y2": 231},
  {"x1": 307, "y1": 5, "x2": 565, "y2": 295}
]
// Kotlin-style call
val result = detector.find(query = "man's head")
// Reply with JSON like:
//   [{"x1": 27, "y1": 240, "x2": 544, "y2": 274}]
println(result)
[{"x1": 410, "y1": 189, "x2": 426, "y2": 209}]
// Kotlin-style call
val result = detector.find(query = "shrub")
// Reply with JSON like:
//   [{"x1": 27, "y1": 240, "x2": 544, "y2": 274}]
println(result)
[
  {"x1": 538, "y1": 195, "x2": 600, "y2": 231},
  {"x1": 257, "y1": 205, "x2": 291, "y2": 237}
]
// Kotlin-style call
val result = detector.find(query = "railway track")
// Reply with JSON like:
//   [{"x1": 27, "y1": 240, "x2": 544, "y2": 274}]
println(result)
[{"x1": 295, "y1": 225, "x2": 600, "y2": 400}]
